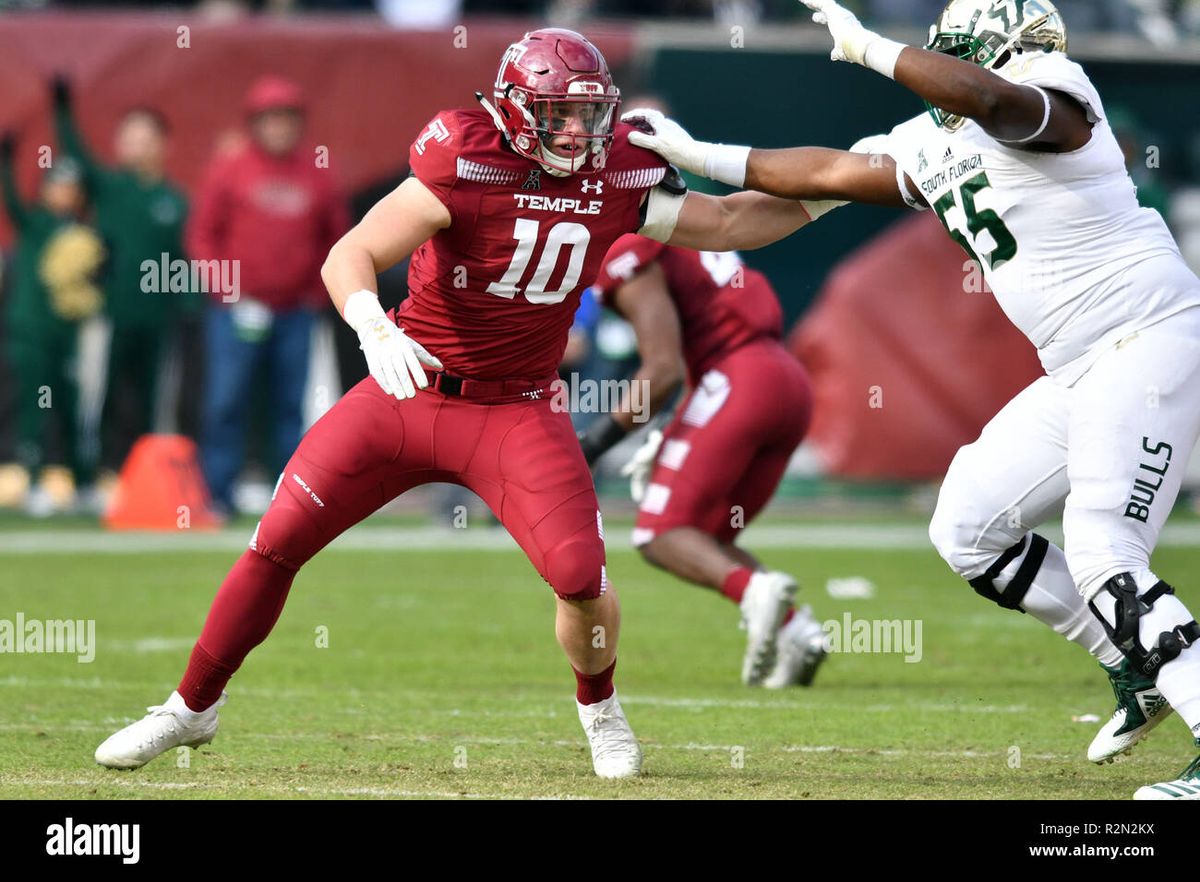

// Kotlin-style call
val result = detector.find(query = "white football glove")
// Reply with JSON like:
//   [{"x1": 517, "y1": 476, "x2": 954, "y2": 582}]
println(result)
[
  {"x1": 344, "y1": 290, "x2": 442, "y2": 400},
  {"x1": 623, "y1": 108, "x2": 750, "y2": 188},
  {"x1": 800, "y1": 0, "x2": 905, "y2": 77},
  {"x1": 624, "y1": 109, "x2": 707, "y2": 176},
  {"x1": 620, "y1": 428, "x2": 664, "y2": 505}
]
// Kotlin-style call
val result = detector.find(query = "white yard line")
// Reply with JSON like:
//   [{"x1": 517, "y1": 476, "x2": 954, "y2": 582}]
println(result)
[
  {"x1": 5, "y1": 521, "x2": 1200, "y2": 555},
  {"x1": 0, "y1": 677, "x2": 1039, "y2": 716}
]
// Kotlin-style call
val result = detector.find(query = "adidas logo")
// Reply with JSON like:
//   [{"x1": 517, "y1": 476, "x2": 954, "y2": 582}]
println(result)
[
  {"x1": 942, "y1": 146, "x2": 954, "y2": 163},
  {"x1": 1138, "y1": 690, "x2": 1169, "y2": 719}
]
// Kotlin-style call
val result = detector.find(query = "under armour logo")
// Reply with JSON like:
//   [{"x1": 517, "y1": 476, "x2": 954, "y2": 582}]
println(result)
[
  {"x1": 521, "y1": 169, "x2": 541, "y2": 191},
  {"x1": 580, "y1": 178, "x2": 603, "y2": 195}
]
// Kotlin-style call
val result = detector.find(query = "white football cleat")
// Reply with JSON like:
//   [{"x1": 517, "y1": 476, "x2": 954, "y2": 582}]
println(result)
[
  {"x1": 739, "y1": 571, "x2": 797, "y2": 686},
  {"x1": 763, "y1": 605, "x2": 828, "y2": 689},
  {"x1": 577, "y1": 690, "x2": 642, "y2": 779},
  {"x1": 95, "y1": 691, "x2": 226, "y2": 770},
  {"x1": 1088, "y1": 660, "x2": 1173, "y2": 764},
  {"x1": 1134, "y1": 755, "x2": 1200, "y2": 800}
]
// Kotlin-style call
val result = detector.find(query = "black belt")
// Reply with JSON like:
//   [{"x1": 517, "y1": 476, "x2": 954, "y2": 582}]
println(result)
[{"x1": 424, "y1": 370, "x2": 559, "y2": 402}]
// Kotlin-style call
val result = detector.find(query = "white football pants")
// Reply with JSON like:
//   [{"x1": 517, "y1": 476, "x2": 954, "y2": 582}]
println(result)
[{"x1": 930, "y1": 305, "x2": 1200, "y2": 733}]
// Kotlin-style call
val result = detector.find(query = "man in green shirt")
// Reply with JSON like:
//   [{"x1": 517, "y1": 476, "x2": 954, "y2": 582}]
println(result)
[{"x1": 53, "y1": 78, "x2": 190, "y2": 475}]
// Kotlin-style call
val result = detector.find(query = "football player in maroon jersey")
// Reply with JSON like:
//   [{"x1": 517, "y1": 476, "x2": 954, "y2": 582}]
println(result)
[
  {"x1": 584, "y1": 235, "x2": 827, "y2": 689},
  {"x1": 94, "y1": 28, "x2": 846, "y2": 779}
]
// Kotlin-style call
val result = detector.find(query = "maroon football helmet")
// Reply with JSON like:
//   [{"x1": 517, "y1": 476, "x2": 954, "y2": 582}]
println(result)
[{"x1": 484, "y1": 28, "x2": 620, "y2": 176}]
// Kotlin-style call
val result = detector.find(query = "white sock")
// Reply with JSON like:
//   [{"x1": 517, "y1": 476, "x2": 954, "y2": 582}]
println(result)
[{"x1": 996, "y1": 538, "x2": 1123, "y2": 667}]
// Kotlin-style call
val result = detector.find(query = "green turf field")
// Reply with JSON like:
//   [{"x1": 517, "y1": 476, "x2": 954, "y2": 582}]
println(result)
[{"x1": 1, "y1": 518, "x2": 1198, "y2": 799}]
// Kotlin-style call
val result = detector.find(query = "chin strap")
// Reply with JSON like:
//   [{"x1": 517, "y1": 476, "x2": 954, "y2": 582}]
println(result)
[{"x1": 474, "y1": 91, "x2": 508, "y2": 136}]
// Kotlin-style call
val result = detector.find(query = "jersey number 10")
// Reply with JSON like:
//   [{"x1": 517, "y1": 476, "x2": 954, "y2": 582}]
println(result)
[
  {"x1": 932, "y1": 171, "x2": 1018, "y2": 271},
  {"x1": 487, "y1": 218, "x2": 591, "y2": 305}
]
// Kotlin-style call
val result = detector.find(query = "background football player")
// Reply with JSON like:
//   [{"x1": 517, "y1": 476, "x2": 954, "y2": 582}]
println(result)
[
  {"x1": 91, "y1": 28, "x2": 845, "y2": 780},
  {"x1": 626, "y1": 0, "x2": 1200, "y2": 799},
  {"x1": 580, "y1": 235, "x2": 827, "y2": 688}
]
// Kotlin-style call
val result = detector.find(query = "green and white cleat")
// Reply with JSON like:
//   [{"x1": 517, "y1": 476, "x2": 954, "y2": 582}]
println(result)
[
  {"x1": 1134, "y1": 754, "x2": 1200, "y2": 800},
  {"x1": 1087, "y1": 660, "x2": 1173, "y2": 764}
]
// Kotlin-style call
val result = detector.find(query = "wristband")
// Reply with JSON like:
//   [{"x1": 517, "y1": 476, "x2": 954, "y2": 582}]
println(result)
[
  {"x1": 703, "y1": 143, "x2": 751, "y2": 188},
  {"x1": 862, "y1": 37, "x2": 906, "y2": 80},
  {"x1": 800, "y1": 199, "x2": 849, "y2": 221},
  {"x1": 342, "y1": 289, "x2": 386, "y2": 331}
]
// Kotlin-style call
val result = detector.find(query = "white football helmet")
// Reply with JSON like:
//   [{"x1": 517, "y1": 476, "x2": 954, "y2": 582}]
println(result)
[{"x1": 925, "y1": 0, "x2": 1069, "y2": 130}]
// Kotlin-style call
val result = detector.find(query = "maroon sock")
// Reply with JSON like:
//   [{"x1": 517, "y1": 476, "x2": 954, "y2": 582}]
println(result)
[
  {"x1": 177, "y1": 550, "x2": 296, "y2": 712},
  {"x1": 574, "y1": 658, "x2": 617, "y2": 705},
  {"x1": 720, "y1": 567, "x2": 754, "y2": 604}
]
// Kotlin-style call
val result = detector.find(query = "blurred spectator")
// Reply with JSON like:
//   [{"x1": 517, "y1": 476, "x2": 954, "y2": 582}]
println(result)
[
  {"x1": 0, "y1": 137, "x2": 106, "y2": 513},
  {"x1": 186, "y1": 75, "x2": 349, "y2": 515},
  {"x1": 52, "y1": 78, "x2": 192, "y2": 490}
]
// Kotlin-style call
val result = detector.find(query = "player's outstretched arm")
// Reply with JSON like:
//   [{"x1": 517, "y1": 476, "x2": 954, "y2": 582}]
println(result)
[
  {"x1": 744, "y1": 147, "x2": 912, "y2": 206},
  {"x1": 624, "y1": 108, "x2": 913, "y2": 212},
  {"x1": 667, "y1": 190, "x2": 820, "y2": 252},
  {"x1": 800, "y1": 0, "x2": 1091, "y2": 150},
  {"x1": 321, "y1": 176, "x2": 450, "y2": 400},
  {"x1": 889, "y1": 49, "x2": 1090, "y2": 150}
]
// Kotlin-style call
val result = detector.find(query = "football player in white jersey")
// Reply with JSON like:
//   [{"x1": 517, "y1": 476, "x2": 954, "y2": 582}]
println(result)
[{"x1": 625, "y1": 0, "x2": 1200, "y2": 800}]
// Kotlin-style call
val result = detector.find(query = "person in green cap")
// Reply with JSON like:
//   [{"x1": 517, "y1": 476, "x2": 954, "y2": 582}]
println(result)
[
  {"x1": 1, "y1": 133, "x2": 107, "y2": 513},
  {"x1": 52, "y1": 77, "x2": 191, "y2": 483}
]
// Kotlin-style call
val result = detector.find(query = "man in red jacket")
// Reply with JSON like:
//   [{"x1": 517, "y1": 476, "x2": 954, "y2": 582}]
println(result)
[{"x1": 187, "y1": 76, "x2": 349, "y2": 514}]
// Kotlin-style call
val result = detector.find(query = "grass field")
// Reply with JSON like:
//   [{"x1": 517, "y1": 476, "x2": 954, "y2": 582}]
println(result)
[{"x1": 1, "y1": 516, "x2": 1198, "y2": 800}]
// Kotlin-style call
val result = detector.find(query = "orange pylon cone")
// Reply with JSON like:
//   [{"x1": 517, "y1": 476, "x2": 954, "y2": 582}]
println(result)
[{"x1": 104, "y1": 434, "x2": 222, "y2": 531}]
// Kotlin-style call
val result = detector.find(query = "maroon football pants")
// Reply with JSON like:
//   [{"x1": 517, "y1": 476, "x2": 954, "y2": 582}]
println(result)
[
  {"x1": 252, "y1": 376, "x2": 608, "y2": 596},
  {"x1": 177, "y1": 377, "x2": 608, "y2": 711}
]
